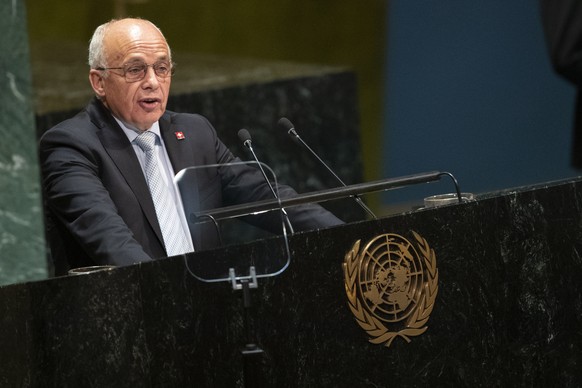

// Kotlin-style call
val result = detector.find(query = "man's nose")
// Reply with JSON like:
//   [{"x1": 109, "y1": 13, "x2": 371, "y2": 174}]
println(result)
[{"x1": 142, "y1": 66, "x2": 159, "y2": 86}]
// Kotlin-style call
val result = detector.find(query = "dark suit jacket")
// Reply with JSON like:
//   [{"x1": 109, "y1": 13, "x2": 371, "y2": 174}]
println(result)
[
  {"x1": 540, "y1": 0, "x2": 582, "y2": 168},
  {"x1": 40, "y1": 98, "x2": 343, "y2": 275}
]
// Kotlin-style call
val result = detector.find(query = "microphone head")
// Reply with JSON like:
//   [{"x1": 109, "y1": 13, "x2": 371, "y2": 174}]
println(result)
[
  {"x1": 277, "y1": 117, "x2": 294, "y2": 132},
  {"x1": 278, "y1": 117, "x2": 300, "y2": 140},
  {"x1": 238, "y1": 128, "x2": 252, "y2": 143}
]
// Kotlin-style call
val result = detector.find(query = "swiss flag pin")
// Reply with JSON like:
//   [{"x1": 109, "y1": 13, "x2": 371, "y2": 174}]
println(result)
[{"x1": 174, "y1": 131, "x2": 185, "y2": 140}]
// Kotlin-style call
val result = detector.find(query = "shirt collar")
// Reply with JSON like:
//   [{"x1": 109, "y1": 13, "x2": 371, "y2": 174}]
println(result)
[{"x1": 114, "y1": 117, "x2": 162, "y2": 143}]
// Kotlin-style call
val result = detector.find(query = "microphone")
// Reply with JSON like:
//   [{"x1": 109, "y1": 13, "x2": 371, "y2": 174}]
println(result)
[
  {"x1": 239, "y1": 128, "x2": 253, "y2": 149},
  {"x1": 237, "y1": 128, "x2": 294, "y2": 233},
  {"x1": 277, "y1": 117, "x2": 377, "y2": 219}
]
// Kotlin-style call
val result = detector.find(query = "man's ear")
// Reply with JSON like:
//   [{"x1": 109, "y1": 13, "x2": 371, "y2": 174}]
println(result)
[{"x1": 89, "y1": 70, "x2": 106, "y2": 98}]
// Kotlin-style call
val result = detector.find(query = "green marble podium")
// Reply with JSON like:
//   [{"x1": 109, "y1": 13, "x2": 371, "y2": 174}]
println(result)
[{"x1": 0, "y1": 0, "x2": 47, "y2": 285}]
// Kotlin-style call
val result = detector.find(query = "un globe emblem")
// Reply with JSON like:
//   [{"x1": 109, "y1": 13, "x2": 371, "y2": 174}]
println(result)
[
  {"x1": 344, "y1": 232, "x2": 439, "y2": 347},
  {"x1": 359, "y1": 234, "x2": 424, "y2": 322}
]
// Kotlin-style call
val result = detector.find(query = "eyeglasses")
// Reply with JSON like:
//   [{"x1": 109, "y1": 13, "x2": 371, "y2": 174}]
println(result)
[{"x1": 96, "y1": 60, "x2": 175, "y2": 82}]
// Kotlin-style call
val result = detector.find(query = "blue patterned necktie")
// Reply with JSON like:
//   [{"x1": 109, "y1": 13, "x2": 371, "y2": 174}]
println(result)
[{"x1": 134, "y1": 131, "x2": 193, "y2": 256}]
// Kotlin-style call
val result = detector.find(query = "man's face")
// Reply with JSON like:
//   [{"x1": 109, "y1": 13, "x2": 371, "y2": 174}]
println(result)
[{"x1": 90, "y1": 20, "x2": 171, "y2": 131}]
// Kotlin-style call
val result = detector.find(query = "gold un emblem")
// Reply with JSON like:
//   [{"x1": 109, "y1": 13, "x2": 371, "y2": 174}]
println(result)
[{"x1": 343, "y1": 232, "x2": 438, "y2": 347}]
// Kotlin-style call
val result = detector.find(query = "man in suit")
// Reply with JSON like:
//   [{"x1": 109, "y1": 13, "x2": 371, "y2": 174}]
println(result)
[
  {"x1": 540, "y1": 0, "x2": 582, "y2": 168},
  {"x1": 39, "y1": 18, "x2": 343, "y2": 276}
]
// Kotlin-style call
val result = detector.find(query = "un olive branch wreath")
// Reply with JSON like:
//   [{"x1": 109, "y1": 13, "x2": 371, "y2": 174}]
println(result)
[{"x1": 343, "y1": 232, "x2": 439, "y2": 347}]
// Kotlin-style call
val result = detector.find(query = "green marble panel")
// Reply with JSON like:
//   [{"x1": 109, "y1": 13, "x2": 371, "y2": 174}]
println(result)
[{"x1": 0, "y1": 0, "x2": 47, "y2": 285}]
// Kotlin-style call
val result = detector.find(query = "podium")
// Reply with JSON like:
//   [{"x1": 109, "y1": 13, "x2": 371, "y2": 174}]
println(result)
[{"x1": 2, "y1": 177, "x2": 582, "y2": 387}]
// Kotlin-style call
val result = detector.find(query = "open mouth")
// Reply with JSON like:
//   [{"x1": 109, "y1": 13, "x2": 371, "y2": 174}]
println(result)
[{"x1": 138, "y1": 98, "x2": 161, "y2": 110}]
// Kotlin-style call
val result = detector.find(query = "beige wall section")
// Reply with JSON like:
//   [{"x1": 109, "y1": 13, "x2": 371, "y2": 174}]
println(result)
[{"x1": 26, "y1": 0, "x2": 385, "y2": 201}]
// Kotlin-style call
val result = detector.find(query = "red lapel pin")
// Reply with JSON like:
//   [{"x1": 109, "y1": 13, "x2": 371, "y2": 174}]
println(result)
[{"x1": 174, "y1": 131, "x2": 185, "y2": 140}]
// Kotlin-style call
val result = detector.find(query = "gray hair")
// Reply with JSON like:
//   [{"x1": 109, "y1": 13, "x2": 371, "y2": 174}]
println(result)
[
  {"x1": 88, "y1": 22, "x2": 109, "y2": 69},
  {"x1": 87, "y1": 18, "x2": 172, "y2": 70}
]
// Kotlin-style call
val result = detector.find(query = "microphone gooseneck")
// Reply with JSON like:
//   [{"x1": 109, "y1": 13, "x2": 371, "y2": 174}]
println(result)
[
  {"x1": 237, "y1": 128, "x2": 294, "y2": 233},
  {"x1": 277, "y1": 117, "x2": 377, "y2": 220}
]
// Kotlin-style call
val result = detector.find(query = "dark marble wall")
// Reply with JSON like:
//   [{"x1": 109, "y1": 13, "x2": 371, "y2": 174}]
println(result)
[
  {"x1": 0, "y1": 0, "x2": 47, "y2": 285},
  {"x1": 1, "y1": 178, "x2": 581, "y2": 386}
]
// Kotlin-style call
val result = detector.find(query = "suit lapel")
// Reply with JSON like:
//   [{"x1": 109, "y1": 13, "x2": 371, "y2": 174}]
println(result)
[
  {"x1": 159, "y1": 113, "x2": 196, "y2": 173},
  {"x1": 88, "y1": 99, "x2": 165, "y2": 246},
  {"x1": 159, "y1": 113, "x2": 206, "y2": 246}
]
